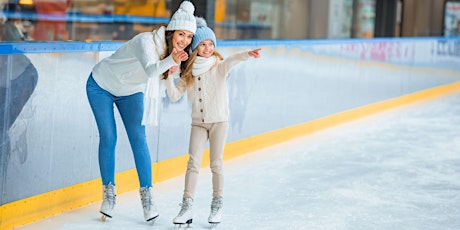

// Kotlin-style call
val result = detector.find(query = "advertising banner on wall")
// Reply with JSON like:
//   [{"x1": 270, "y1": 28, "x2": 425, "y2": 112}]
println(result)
[
  {"x1": 444, "y1": 1, "x2": 460, "y2": 36},
  {"x1": 249, "y1": 1, "x2": 272, "y2": 26},
  {"x1": 328, "y1": 0, "x2": 354, "y2": 38},
  {"x1": 352, "y1": 0, "x2": 376, "y2": 38}
]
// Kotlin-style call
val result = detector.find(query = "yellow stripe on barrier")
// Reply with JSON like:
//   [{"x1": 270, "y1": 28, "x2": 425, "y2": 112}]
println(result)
[
  {"x1": 1, "y1": 81, "x2": 460, "y2": 230},
  {"x1": 222, "y1": 81, "x2": 460, "y2": 157}
]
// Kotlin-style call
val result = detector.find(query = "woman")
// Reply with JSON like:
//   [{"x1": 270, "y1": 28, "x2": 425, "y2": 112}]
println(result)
[{"x1": 86, "y1": 0, "x2": 196, "y2": 222}]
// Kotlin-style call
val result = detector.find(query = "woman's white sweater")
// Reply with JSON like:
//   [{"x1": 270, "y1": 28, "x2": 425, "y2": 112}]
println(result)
[
  {"x1": 164, "y1": 50, "x2": 250, "y2": 124},
  {"x1": 91, "y1": 26, "x2": 177, "y2": 125}
]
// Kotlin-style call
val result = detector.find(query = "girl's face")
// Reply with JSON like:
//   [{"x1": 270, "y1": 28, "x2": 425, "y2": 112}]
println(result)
[
  {"x1": 172, "y1": 30, "x2": 194, "y2": 51},
  {"x1": 196, "y1": 40, "x2": 215, "y2": 58}
]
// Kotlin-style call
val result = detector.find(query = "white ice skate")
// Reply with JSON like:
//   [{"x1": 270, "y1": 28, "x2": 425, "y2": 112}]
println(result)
[
  {"x1": 140, "y1": 187, "x2": 159, "y2": 222},
  {"x1": 100, "y1": 183, "x2": 116, "y2": 221},
  {"x1": 208, "y1": 197, "x2": 223, "y2": 228},
  {"x1": 173, "y1": 197, "x2": 193, "y2": 228}
]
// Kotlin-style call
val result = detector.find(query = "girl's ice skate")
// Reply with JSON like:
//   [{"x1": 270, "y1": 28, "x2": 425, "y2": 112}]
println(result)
[
  {"x1": 140, "y1": 187, "x2": 159, "y2": 222},
  {"x1": 208, "y1": 197, "x2": 223, "y2": 227},
  {"x1": 173, "y1": 197, "x2": 193, "y2": 228},
  {"x1": 100, "y1": 184, "x2": 116, "y2": 221}
]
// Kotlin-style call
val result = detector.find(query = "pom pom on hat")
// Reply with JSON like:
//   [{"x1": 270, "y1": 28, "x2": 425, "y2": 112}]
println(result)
[
  {"x1": 166, "y1": 1, "x2": 197, "y2": 34},
  {"x1": 179, "y1": 1, "x2": 195, "y2": 14},
  {"x1": 196, "y1": 16, "x2": 207, "y2": 28},
  {"x1": 191, "y1": 17, "x2": 217, "y2": 51}
]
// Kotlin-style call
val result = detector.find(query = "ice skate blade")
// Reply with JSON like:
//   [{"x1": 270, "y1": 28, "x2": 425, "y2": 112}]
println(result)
[
  {"x1": 100, "y1": 211, "x2": 112, "y2": 222},
  {"x1": 209, "y1": 222, "x2": 220, "y2": 229},
  {"x1": 174, "y1": 219, "x2": 192, "y2": 228},
  {"x1": 146, "y1": 214, "x2": 159, "y2": 222}
]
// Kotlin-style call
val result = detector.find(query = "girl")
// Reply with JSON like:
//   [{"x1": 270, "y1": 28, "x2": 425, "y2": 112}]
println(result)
[
  {"x1": 86, "y1": 1, "x2": 196, "y2": 222},
  {"x1": 164, "y1": 17, "x2": 261, "y2": 226}
]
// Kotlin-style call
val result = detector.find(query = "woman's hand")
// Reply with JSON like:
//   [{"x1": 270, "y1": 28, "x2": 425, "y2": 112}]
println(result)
[
  {"x1": 248, "y1": 48, "x2": 262, "y2": 58},
  {"x1": 168, "y1": 66, "x2": 178, "y2": 75},
  {"x1": 172, "y1": 48, "x2": 189, "y2": 64}
]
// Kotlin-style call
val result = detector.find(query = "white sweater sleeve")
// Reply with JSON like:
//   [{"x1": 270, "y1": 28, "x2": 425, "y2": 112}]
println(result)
[
  {"x1": 164, "y1": 76, "x2": 187, "y2": 102},
  {"x1": 131, "y1": 36, "x2": 177, "y2": 79},
  {"x1": 219, "y1": 50, "x2": 250, "y2": 78}
]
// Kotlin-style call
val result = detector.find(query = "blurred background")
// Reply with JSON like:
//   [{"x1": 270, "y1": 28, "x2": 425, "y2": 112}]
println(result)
[{"x1": 0, "y1": 0, "x2": 459, "y2": 42}]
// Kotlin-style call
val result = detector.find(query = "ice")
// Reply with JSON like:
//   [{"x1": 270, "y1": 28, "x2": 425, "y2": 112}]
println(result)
[{"x1": 15, "y1": 92, "x2": 460, "y2": 229}]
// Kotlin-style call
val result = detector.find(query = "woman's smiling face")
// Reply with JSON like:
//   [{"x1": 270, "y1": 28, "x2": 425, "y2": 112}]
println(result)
[{"x1": 172, "y1": 30, "x2": 194, "y2": 51}]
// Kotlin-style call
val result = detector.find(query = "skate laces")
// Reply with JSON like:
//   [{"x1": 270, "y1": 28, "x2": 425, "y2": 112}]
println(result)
[
  {"x1": 210, "y1": 198, "x2": 222, "y2": 215},
  {"x1": 103, "y1": 184, "x2": 116, "y2": 204},
  {"x1": 177, "y1": 198, "x2": 193, "y2": 216},
  {"x1": 140, "y1": 187, "x2": 153, "y2": 209}
]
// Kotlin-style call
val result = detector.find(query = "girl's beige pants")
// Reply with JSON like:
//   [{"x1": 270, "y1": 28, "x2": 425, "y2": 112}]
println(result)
[{"x1": 183, "y1": 121, "x2": 228, "y2": 199}]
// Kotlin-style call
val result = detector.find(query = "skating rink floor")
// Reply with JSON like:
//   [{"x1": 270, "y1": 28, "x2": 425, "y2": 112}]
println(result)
[{"x1": 15, "y1": 92, "x2": 460, "y2": 230}]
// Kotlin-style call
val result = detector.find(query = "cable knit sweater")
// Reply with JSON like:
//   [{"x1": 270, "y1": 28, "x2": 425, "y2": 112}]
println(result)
[
  {"x1": 164, "y1": 50, "x2": 250, "y2": 124},
  {"x1": 91, "y1": 26, "x2": 177, "y2": 125}
]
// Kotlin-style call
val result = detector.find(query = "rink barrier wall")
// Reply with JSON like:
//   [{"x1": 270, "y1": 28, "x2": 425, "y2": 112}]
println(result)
[
  {"x1": 1, "y1": 38, "x2": 459, "y2": 229},
  {"x1": 3, "y1": 81, "x2": 460, "y2": 230}
]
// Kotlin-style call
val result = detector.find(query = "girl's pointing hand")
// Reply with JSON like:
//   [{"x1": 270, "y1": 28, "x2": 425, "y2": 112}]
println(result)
[{"x1": 248, "y1": 48, "x2": 262, "y2": 58}]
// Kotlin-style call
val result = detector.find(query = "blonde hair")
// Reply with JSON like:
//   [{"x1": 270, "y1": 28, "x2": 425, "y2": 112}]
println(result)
[
  {"x1": 180, "y1": 49, "x2": 224, "y2": 87},
  {"x1": 152, "y1": 23, "x2": 192, "y2": 80}
]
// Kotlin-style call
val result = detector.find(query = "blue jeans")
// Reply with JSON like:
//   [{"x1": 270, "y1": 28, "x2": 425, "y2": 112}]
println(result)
[{"x1": 86, "y1": 74, "x2": 152, "y2": 187}]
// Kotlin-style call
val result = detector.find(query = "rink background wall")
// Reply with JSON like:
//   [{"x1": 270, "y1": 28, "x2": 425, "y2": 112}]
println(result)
[{"x1": 1, "y1": 38, "x2": 459, "y2": 229}]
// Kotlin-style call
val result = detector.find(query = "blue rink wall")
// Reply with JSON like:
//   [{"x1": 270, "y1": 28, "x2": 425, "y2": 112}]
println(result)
[{"x1": 1, "y1": 38, "x2": 460, "y2": 229}]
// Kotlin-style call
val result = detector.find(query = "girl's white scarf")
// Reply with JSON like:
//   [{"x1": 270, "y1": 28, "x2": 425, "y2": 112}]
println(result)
[{"x1": 192, "y1": 56, "x2": 217, "y2": 76}]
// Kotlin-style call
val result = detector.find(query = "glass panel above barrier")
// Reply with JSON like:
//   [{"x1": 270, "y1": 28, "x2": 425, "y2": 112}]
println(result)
[
  {"x1": 0, "y1": 0, "x2": 171, "y2": 42},
  {"x1": 0, "y1": 0, "x2": 453, "y2": 42}
]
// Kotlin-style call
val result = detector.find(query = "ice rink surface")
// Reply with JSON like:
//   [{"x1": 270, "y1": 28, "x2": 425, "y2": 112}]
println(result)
[{"x1": 16, "y1": 92, "x2": 460, "y2": 230}]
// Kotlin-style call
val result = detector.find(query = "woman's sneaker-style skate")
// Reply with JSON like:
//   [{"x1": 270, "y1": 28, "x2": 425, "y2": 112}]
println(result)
[
  {"x1": 100, "y1": 183, "x2": 116, "y2": 221},
  {"x1": 140, "y1": 187, "x2": 159, "y2": 222},
  {"x1": 208, "y1": 197, "x2": 223, "y2": 227},
  {"x1": 173, "y1": 197, "x2": 193, "y2": 227}
]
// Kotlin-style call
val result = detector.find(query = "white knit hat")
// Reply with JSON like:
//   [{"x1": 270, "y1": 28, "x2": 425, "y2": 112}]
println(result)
[
  {"x1": 166, "y1": 1, "x2": 197, "y2": 34},
  {"x1": 191, "y1": 17, "x2": 216, "y2": 51}
]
